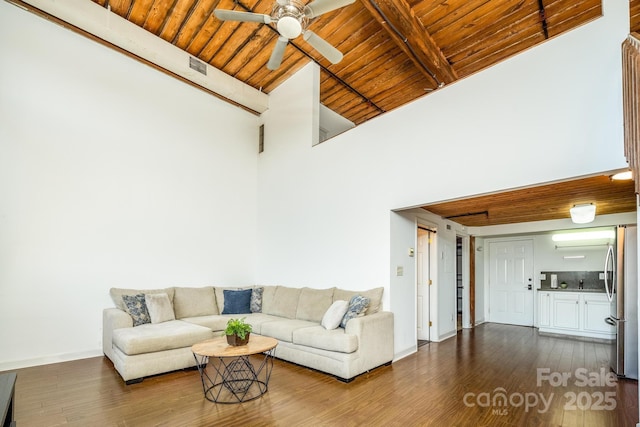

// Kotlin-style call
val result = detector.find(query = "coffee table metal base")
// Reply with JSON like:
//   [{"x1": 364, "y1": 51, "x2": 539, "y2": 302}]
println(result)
[{"x1": 193, "y1": 350, "x2": 275, "y2": 403}]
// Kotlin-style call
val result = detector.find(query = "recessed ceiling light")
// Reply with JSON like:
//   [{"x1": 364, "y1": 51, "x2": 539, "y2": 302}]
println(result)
[{"x1": 611, "y1": 171, "x2": 633, "y2": 180}]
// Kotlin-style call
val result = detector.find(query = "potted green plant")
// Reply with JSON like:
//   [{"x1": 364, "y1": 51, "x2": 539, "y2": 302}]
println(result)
[{"x1": 224, "y1": 317, "x2": 252, "y2": 346}]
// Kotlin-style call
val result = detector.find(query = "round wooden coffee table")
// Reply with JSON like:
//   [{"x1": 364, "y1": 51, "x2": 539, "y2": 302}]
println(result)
[{"x1": 192, "y1": 335, "x2": 278, "y2": 403}]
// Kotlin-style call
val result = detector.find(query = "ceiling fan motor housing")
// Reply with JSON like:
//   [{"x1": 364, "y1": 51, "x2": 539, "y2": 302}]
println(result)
[{"x1": 271, "y1": 0, "x2": 308, "y2": 39}]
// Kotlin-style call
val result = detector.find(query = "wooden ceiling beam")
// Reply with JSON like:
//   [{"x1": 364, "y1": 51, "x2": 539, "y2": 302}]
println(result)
[{"x1": 359, "y1": 0, "x2": 457, "y2": 87}]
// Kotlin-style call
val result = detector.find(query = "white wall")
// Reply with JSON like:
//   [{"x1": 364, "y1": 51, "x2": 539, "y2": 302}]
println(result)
[
  {"x1": 0, "y1": 2, "x2": 259, "y2": 369},
  {"x1": 256, "y1": 0, "x2": 629, "y2": 358},
  {"x1": 389, "y1": 211, "x2": 418, "y2": 358},
  {"x1": 475, "y1": 237, "x2": 486, "y2": 324},
  {"x1": 534, "y1": 232, "x2": 610, "y2": 272}
]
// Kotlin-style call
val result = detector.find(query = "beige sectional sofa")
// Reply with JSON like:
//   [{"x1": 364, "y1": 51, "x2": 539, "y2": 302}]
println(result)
[{"x1": 103, "y1": 285, "x2": 394, "y2": 384}]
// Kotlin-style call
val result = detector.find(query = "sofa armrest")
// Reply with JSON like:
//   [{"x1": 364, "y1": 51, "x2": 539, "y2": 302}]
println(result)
[
  {"x1": 345, "y1": 311, "x2": 394, "y2": 370},
  {"x1": 103, "y1": 308, "x2": 133, "y2": 361}
]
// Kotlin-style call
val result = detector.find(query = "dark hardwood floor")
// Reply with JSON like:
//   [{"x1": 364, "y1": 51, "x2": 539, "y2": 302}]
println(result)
[{"x1": 6, "y1": 323, "x2": 639, "y2": 426}]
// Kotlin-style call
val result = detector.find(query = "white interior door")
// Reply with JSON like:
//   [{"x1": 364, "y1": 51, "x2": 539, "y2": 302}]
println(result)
[
  {"x1": 489, "y1": 240, "x2": 534, "y2": 326},
  {"x1": 417, "y1": 229, "x2": 431, "y2": 340}
]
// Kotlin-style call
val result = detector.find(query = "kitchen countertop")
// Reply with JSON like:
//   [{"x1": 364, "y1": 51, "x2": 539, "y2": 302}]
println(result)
[{"x1": 539, "y1": 288, "x2": 605, "y2": 293}]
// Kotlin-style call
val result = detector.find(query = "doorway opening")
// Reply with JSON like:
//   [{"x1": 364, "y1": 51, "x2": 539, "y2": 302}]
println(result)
[
  {"x1": 456, "y1": 236, "x2": 463, "y2": 331},
  {"x1": 417, "y1": 225, "x2": 435, "y2": 346}
]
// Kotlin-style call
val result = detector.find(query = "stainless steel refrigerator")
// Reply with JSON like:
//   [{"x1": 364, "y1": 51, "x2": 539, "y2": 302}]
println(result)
[{"x1": 604, "y1": 224, "x2": 638, "y2": 379}]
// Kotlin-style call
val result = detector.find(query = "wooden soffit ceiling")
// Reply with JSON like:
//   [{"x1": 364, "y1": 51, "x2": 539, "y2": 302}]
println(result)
[
  {"x1": 87, "y1": 0, "x2": 603, "y2": 125},
  {"x1": 421, "y1": 175, "x2": 637, "y2": 227}
]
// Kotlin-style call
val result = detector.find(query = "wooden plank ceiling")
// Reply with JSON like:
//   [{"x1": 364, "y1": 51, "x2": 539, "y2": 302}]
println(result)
[
  {"x1": 632, "y1": 0, "x2": 640, "y2": 33},
  {"x1": 422, "y1": 175, "x2": 637, "y2": 227},
  {"x1": 90, "y1": 0, "x2": 602, "y2": 125}
]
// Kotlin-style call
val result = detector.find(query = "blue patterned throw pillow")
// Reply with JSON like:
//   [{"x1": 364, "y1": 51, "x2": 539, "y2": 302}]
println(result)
[
  {"x1": 122, "y1": 293, "x2": 151, "y2": 326},
  {"x1": 251, "y1": 287, "x2": 264, "y2": 313},
  {"x1": 222, "y1": 289, "x2": 252, "y2": 314},
  {"x1": 340, "y1": 295, "x2": 370, "y2": 328}
]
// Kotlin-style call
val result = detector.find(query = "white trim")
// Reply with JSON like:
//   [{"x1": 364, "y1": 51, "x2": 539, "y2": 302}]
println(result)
[
  {"x1": 431, "y1": 330, "x2": 457, "y2": 342},
  {"x1": 393, "y1": 346, "x2": 417, "y2": 362},
  {"x1": 0, "y1": 349, "x2": 103, "y2": 371}
]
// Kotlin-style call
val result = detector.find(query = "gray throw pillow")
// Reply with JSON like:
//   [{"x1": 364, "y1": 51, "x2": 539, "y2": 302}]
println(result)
[
  {"x1": 340, "y1": 295, "x2": 370, "y2": 328},
  {"x1": 251, "y1": 287, "x2": 264, "y2": 313},
  {"x1": 122, "y1": 293, "x2": 151, "y2": 326}
]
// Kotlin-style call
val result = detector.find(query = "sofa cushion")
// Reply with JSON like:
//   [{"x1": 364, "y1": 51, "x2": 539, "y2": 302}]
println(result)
[
  {"x1": 334, "y1": 287, "x2": 383, "y2": 314},
  {"x1": 321, "y1": 300, "x2": 349, "y2": 330},
  {"x1": 262, "y1": 286, "x2": 301, "y2": 319},
  {"x1": 110, "y1": 287, "x2": 175, "y2": 311},
  {"x1": 181, "y1": 315, "x2": 234, "y2": 332},
  {"x1": 113, "y1": 320, "x2": 214, "y2": 356},
  {"x1": 260, "y1": 286, "x2": 277, "y2": 312},
  {"x1": 222, "y1": 289, "x2": 252, "y2": 314},
  {"x1": 340, "y1": 295, "x2": 370, "y2": 328},
  {"x1": 145, "y1": 293, "x2": 175, "y2": 324},
  {"x1": 173, "y1": 287, "x2": 218, "y2": 319},
  {"x1": 243, "y1": 313, "x2": 281, "y2": 335},
  {"x1": 292, "y1": 326, "x2": 359, "y2": 354},
  {"x1": 122, "y1": 294, "x2": 151, "y2": 326},
  {"x1": 260, "y1": 319, "x2": 318, "y2": 343},
  {"x1": 182, "y1": 313, "x2": 280, "y2": 335},
  {"x1": 112, "y1": 320, "x2": 213, "y2": 355},
  {"x1": 296, "y1": 287, "x2": 335, "y2": 322}
]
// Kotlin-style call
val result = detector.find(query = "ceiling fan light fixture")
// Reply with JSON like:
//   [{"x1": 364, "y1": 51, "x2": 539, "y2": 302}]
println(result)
[
  {"x1": 277, "y1": 15, "x2": 303, "y2": 39},
  {"x1": 216, "y1": 0, "x2": 347, "y2": 70},
  {"x1": 569, "y1": 203, "x2": 596, "y2": 224}
]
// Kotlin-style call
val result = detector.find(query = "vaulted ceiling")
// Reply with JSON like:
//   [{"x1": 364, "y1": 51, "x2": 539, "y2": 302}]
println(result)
[
  {"x1": 17, "y1": 0, "x2": 639, "y2": 225},
  {"x1": 87, "y1": 0, "x2": 605, "y2": 126}
]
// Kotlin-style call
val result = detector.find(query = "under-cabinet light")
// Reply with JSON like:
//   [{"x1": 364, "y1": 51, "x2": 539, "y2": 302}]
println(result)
[
  {"x1": 563, "y1": 255, "x2": 586, "y2": 259},
  {"x1": 552, "y1": 230, "x2": 615, "y2": 242}
]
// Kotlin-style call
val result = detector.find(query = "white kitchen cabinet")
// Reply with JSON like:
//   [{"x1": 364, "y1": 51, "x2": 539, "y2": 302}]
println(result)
[
  {"x1": 539, "y1": 292, "x2": 551, "y2": 327},
  {"x1": 552, "y1": 293, "x2": 580, "y2": 330},
  {"x1": 582, "y1": 294, "x2": 613, "y2": 334},
  {"x1": 538, "y1": 291, "x2": 614, "y2": 339}
]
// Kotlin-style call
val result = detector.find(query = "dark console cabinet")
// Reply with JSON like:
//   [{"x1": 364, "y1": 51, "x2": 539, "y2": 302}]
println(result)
[{"x1": 0, "y1": 373, "x2": 16, "y2": 427}]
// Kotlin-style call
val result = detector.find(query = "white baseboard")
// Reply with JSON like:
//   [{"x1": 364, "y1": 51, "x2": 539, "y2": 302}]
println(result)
[
  {"x1": 393, "y1": 346, "x2": 417, "y2": 362},
  {"x1": 432, "y1": 330, "x2": 457, "y2": 342},
  {"x1": 0, "y1": 349, "x2": 103, "y2": 372}
]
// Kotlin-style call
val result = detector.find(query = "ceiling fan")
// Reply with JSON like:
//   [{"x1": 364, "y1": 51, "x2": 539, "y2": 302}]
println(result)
[{"x1": 214, "y1": 0, "x2": 354, "y2": 70}]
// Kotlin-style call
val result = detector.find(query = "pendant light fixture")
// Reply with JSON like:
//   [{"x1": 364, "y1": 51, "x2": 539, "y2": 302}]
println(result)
[{"x1": 569, "y1": 203, "x2": 596, "y2": 224}]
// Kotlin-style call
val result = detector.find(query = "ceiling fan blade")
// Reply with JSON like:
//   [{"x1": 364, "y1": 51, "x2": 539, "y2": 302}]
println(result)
[
  {"x1": 303, "y1": 31, "x2": 343, "y2": 64},
  {"x1": 213, "y1": 9, "x2": 271, "y2": 24},
  {"x1": 305, "y1": 0, "x2": 355, "y2": 18},
  {"x1": 267, "y1": 37, "x2": 289, "y2": 70}
]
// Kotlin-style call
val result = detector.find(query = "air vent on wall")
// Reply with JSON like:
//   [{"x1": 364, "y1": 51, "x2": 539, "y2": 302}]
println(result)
[
  {"x1": 259, "y1": 124, "x2": 264, "y2": 153},
  {"x1": 189, "y1": 57, "x2": 207, "y2": 76}
]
